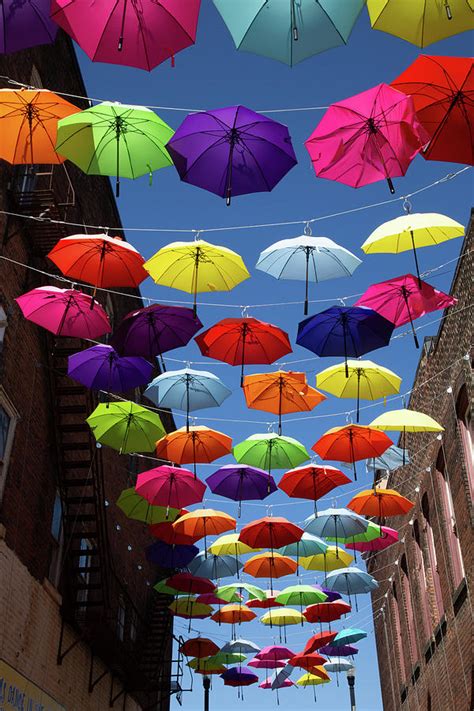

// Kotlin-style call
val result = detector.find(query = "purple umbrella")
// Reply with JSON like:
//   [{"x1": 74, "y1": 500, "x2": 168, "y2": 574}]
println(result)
[
  {"x1": 221, "y1": 666, "x2": 259, "y2": 687},
  {"x1": 319, "y1": 644, "x2": 358, "y2": 657},
  {"x1": 146, "y1": 540, "x2": 199, "y2": 569},
  {"x1": 67, "y1": 344, "x2": 153, "y2": 393},
  {"x1": 167, "y1": 105, "x2": 297, "y2": 205},
  {"x1": 0, "y1": 0, "x2": 58, "y2": 54},
  {"x1": 206, "y1": 464, "x2": 277, "y2": 516},
  {"x1": 320, "y1": 586, "x2": 342, "y2": 602}
]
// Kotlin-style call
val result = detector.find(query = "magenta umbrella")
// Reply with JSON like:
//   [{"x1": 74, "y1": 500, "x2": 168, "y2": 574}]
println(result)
[
  {"x1": 16, "y1": 286, "x2": 111, "y2": 339},
  {"x1": 51, "y1": 0, "x2": 202, "y2": 71},
  {"x1": 345, "y1": 526, "x2": 398, "y2": 553},
  {"x1": 355, "y1": 274, "x2": 457, "y2": 348},
  {"x1": 305, "y1": 83, "x2": 429, "y2": 194},
  {"x1": 135, "y1": 465, "x2": 206, "y2": 515}
]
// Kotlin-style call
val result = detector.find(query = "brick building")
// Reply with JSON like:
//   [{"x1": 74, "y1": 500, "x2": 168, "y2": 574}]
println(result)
[
  {"x1": 368, "y1": 211, "x2": 473, "y2": 711},
  {"x1": 0, "y1": 35, "x2": 179, "y2": 711}
]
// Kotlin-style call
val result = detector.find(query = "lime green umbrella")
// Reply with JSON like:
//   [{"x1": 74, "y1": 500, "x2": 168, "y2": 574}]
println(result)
[
  {"x1": 116, "y1": 488, "x2": 181, "y2": 524},
  {"x1": 87, "y1": 401, "x2": 165, "y2": 453},
  {"x1": 56, "y1": 102, "x2": 174, "y2": 196},
  {"x1": 216, "y1": 582, "x2": 266, "y2": 602},
  {"x1": 326, "y1": 521, "x2": 382, "y2": 544},
  {"x1": 188, "y1": 652, "x2": 246, "y2": 669},
  {"x1": 275, "y1": 584, "x2": 327, "y2": 608},
  {"x1": 234, "y1": 433, "x2": 310, "y2": 473},
  {"x1": 153, "y1": 578, "x2": 188, "y2": 596}
]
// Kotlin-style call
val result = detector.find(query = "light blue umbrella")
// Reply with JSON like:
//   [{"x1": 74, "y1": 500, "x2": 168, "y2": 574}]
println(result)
[
  {"x1": 144, "y1": 367, "x2": 231, "y2": 430},
  {"x1": 366, "y1": 445, "x2": 410, "y2": 473},
  {"x1": 323, "y1": 657, "x2": 354, "y2": 673},
  {"x1": 270, "y1": 663, "x2": 294, "y2": 690},
  {"x1": 213, "y1": 0, "x2": 366, "y2": 67},
  {"x1": 256, "y1": 235, "x2": 362, "y2": 314},
  {"x1": 220, "y1": 639, "x2": 261, "y2": 655},
  {"x1": 188, "y1": 552, "x2": 242, "y2": 579},
  {"x1": 278, "y1": 532, "x2": 328, "y2": 574},
  {"x1": 304, "y1": 508, "x2": 368, "y2": 552},
  {"x1": 323, "y1": 567, "x2": 378, "y2": 609},
  {"x1": 332, "y1": 628, "x2": 367, "y2": 647}
]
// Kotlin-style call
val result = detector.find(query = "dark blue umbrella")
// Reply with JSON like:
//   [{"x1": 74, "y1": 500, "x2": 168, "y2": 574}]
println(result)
[
  {"x1": 146, "y1": 540, "x2": 199, "y2": 569},
  {"x1": 68, "y1": 344, "x2": 153, "y2": 392},
  {"x1": 206, "y1": 464, "x2": 277, "y2": 516},
  {"x1": 319, "y1": 644, "x2": 358, "y2": 657},
  {"x1": 296, "y1": 306, "x2": 394, "y2": 377}
]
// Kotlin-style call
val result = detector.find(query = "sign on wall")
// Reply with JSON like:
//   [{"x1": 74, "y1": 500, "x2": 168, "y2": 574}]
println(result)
[{"x1": 0, "y1": 660, "x2": 66, "y2": 711}]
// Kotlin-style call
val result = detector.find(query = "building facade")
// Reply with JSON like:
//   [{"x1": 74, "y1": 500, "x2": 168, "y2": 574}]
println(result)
[
  {"x1": 0, "y1": 35, "x2": 178, "y2": 711},
  {"x1": 368, "y1": 212, "x2": 473, "y2": 711}
]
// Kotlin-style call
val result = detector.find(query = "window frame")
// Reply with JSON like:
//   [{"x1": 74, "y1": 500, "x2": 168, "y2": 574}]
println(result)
[
  {"x1": 0, "y1": 387, "x2": 19, "y2": 504},
  {"x1": 48, "y1": 491, "x2": 65, "y2": 589}
]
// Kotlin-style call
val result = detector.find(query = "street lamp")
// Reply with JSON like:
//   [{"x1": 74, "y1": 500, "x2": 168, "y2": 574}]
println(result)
[
  {"x1": 203, "y1": 675, "x2": 211, "y2": 711},
  {"x1": 346, "y1": 666, "x2": 356, "y2": 711}
]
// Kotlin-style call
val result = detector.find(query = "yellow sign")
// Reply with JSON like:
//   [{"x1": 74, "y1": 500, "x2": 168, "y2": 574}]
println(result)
[{"x1": 0, "y1": 660, "x2": 66, "y2": 711}]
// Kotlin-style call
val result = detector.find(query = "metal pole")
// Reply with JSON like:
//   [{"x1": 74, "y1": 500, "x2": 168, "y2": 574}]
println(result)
[
  {"x1": 203, "y1": 676, "x2": 210, "y2": 711},
  {"x1": 347, "y1": 674, "x2": 356, "y2": 711}
]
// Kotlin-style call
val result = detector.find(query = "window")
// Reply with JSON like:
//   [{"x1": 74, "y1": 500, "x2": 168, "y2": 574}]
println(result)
[
  {"x1": 421, "y1": 493, "x2": 444, "y2": 621},
  {"x1": 77, "y1": 538, "x2": 94, "y2": 607},
  {"x1": 117, "y1": 595, "x2": 126, "y2": 642},
  {"x1": 0, "y1": 407, "x2": 11, "y2": 460},
  {"x1": 412, "y1": 520, "x2": 431, "y2": 640},
  {"x1": 130, "y1": 608, "x2": 138, "y2": 643},
  {"x1": 456, "y1": 385, "x2": 473, "y2": 500},
  {"x1": 391, "y1": 582, "x2": 408, "y2": 682},
  {"x1": 435, "y1": 450, "x2": 465, "y2": 589},
  {"x1": 48, "y1": 492, "x2": 65, "y2": 588},
  {"x1": 0, "y1": 389, "x2": 19, "y2": 504},
  {"x1": 400, "y1": 555, "x2": 418, "y2": 665},
  {"x1": 0, "y1": 305, "x2": 7, "y2": 350}
]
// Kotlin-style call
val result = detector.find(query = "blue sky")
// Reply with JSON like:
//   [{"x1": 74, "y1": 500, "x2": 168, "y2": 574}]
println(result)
[{"x1": 75, "y1": 4, "x2": 473, "y2": 710}]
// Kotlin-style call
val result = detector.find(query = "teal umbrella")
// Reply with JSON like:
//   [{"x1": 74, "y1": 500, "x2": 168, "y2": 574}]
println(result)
[{"x1": 213, "y1": 0, "x2": 365, "y2": 66}]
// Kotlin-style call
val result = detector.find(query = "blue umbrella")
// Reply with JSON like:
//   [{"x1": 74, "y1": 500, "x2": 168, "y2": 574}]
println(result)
[
  {"x1": 256, "y1": 234, "x2": 362, "y2": 314},
  {"x1": 323, "y1": 567, "x2": 378, "y2": 610},
  {"x1": 296, "y1": 306, "x2": 395, "y2": 377},
  {"x1": 188, "y1": 551, "x2": 242, "y2": 579},
  {"x1": 278, "y1": 532, "x2": 327, "y2": 575},
  {"x1": 366, "y1": 445, "x2": 410, "y2": 472},
  {"x1": 68, "y1": 344, "x2": 153, "y2": 392},
  {"x1": 145, "y1": 367, "x2": 231, "y2": 430},
  {"x1": 323, "y1": 657, "x2": 354, "y2": 673},
  {"x1": 304, "y1": 508, "x2": 368, "y2": 553},
  {"x1": 146, "y1": 540, "x2": 199, "y2": 569},
  {"x1": 332, "y1": 628, "x2": 367, "y2": 647},
  {"x1": 319, "y1": 643, "x2": 358, "y2": 657},
  {"x1": 270, "y1": 663, "x2": 294, "y2": 690},
  {"x1": 220, "y1": 639, "x2": 261, "y2": 655}
]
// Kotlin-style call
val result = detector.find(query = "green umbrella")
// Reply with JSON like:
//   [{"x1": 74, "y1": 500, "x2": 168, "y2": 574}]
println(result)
[
  {"x1": 116, "y1": 487, "x2": 181, "y2": 524},
  {"x1": 326, "y1": 521, "x2": 382, "y2": 544},
  {"x1": 87, "y1": 401, "x2": 165, "y2": 453},
  {"x1": 216, "y1": 582, "x2": 266, "y2": 602},
  {"x1": 153, "y1": 578, "x2": 187, "y2": 596},
  {"x1": 188, "y1": 652, "x2": 246, "y2": 669},
  {"x1": 56, "y1": 101, "x2": 174, "y2": 196},
  {"x1": 233, "y1": 433, "x2": 309, "y2": 472},
  {"x1": 275, "y1": 584, "x2": 327, "y2": 607}
]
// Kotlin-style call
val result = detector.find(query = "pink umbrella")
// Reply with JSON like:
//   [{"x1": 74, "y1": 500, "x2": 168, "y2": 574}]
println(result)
[
  {"x1": 257, "y1": 645, "x2": 295, "y2": 661},
  {"x1": 355, "y1": 274, "x2": 457, "y2": 348},
  {"x1": 346, "y1": 526, "x2": 398, "y2": 553},
  {"x1": 135, "y1": 465, "x2": 206, "y2": 513},
  {"x1": 248, "y1": 658, "x2": 286, "y2": 670},
  {"x1": 305, "y1": 83, "x2": 429, "y2": 193},
  {"x1": 259, "y1": 678, "x2": 294, "y2": 689},
  {"x1": 51, "y1": 0, "x2": 201, "y2": 71},
  {"x1": 15, "y1": 286, "x2": 111, "y2": 339}
]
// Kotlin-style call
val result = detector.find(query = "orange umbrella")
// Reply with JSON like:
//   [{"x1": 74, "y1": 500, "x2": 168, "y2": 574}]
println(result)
[
  {"x1": 348, "y1": 488, "x2": 414, "y2": 524},
  {"x1": 149, "y1": 520, "x2": 200, "y2": 546},
  {"x1": 289, "y1": 653, "x2": 328, "y2": 671},
  {"x1": 211, "y1": 604, "x2": 256, "y2": 627},
  {"x1": 239, "y1": 516, "x2": 303, "y2": 550},
  {"x1": 0, "y1": 88, "x2": 80, "y2": 164},
  {"x1": 244, "y1": 552, "x2": 297, "y2": 593},
  {"x1": 195, "y1": 666, "x2": 227, "y2": 675},
  {"x1": 312, "y1": 424, "x2": 393, "y2": 480},
  {"x1": 173, "y1": 508, "x2": 236, "y2": 552},
  {"x1": 156, "y1": 425, "x2": 232, "y2": 477},
  {"x1": 243, "y1": 371, "x2": 326, "y2": 435},
  {"x1": 180, "y1": 637, "x2": 220, "y2": 658}
]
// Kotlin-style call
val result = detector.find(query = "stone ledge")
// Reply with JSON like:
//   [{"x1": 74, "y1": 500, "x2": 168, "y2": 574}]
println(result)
[{"x1": 42, "y1": 577, "x2": 62, "y2": 607}]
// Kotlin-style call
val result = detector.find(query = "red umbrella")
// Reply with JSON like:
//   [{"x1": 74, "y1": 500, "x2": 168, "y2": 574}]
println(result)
[
  {"x1": 278, "y1": 464, "x2": 351, "y2": 514},
  {"x1": 180, "y1": 637, "x2": 220, "y2": 658},
  {"x1": 247, "y1": 590, "x2": 283, "y2": 609},
  {"x1": 303, "y1": 600, "x2": 351, "y2": 625},
  {"x1": 135, "y1": 465, "x2": 206, "y2": 514},
  {"x1": 304, "y1": 631, "x2": 337, "y2": 654},
  {"x1": 312, "y1": 424, "x2": 393, "y2": 480},
  {"x1": 195, "y1": 317, "x2": 292, "y2": 386},
  {"x1": 148, "y1": 520, "x2": 199, "y2": 546},
  {"x1": 288, "y1": 653, "x2": 327, "y2": 671},
  {"x1": 239, "y1": 516, "x2": 303, "y2": 550},
  {"x1": 166, "y1": 572, "x2": 216, "y2": 596}
]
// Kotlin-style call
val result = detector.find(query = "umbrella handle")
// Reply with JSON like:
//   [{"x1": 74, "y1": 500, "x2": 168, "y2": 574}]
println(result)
[
  {"x1": 445, "y1": 1, "x2": 453, "y2": 19},
  {"x1": 118, "y1": 0, "x2": 128, "y2": 50},
  {"x1": 386, "y1": 178, "x2": 395, "y2": 194}
]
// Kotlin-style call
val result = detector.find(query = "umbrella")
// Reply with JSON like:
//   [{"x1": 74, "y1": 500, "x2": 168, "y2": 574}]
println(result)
[
  {"x1": 166, "y1": 105, "x2": 297, "y2": 205},
  {"x1": 67, "y1": 345, "x2": 152, "y2": 393},
  {"x1": 247, "y1": 590, "x2": 283, "y2": 609},
  {"x1": 208, "y1": 534, "x2": 258, "y2": 557},
  {"x1": 156, "y1": 426, "x2": 232, "y2": 476},
  {"x1": 56, "y1": 102, "x2": 174, "y2": 197},
  {"x1": 215, "y1": 582, "x2": 266, "y2": 603},
  {"x1": 180, "y1": 638, "x2": 220, "y2": 658},
  {"x1": 303, "y1": 600, "x2": 352, "y2": 626},
  {"x1": 323, "y1": 567, "x2": 378, "y2": 608},
  {"x1": 188, "y1": 552, "x2": 242, "y2": 580},
  {"x1": 195, "y1": 317, "x2": 292, "y2": 386},
  {"x1": 257, "y1": 645, "x2": 296, "y2": 663},
  {"x1": 196, "y1": 592, "x2": 236, "y2": 606},
  {"x1": 153, "y1": 578, "x2": 187, "y2": 596},
  {"x1": 206, "y1": 464, "x2": 277, "y2": 516},
  {"x1": 243, "y1": 553, "x2": 298, "y2": 593},
  {"x1": 135, "y1": 465, "x2": 206, "y2": 512},
  {"x1": 332, "y1": 628, "x2": 367, "y2": 647},
  {"x1": 189, "y1": 653, "x2": 246, "y2": 669},
  {"x1": 16, "y1": 286, "x2": 111, "y2": 339},
  {"x1": 304, "y1": 508, "x2": 367, "y2": 554},
  {"x1": 173, "y1": 509, "x2": 236, "y2": 552},
  {"x1": 279, "y1": 464, "x2": 351, "y2": 514},
  {"x1": 275, "y1": 585, "x2": 327, "y2": 620},
  {"x1": 221, "y1": 666, "x2": 258, "y2": 688},
  {"x1": 111, "y1": 304, "x2": 202, "y2": 360},
  {"x1": 145, "y1": 368, "x2": 231, "y2": 430},
  {"x1": 304, "y1": 631, "x2": 338, "y2": 654},
  {"x1": 366, "y1": 445, "x2": 410, "y2": 472},
  {"x1": 392, "y1": 55, "x2": 473, "y2": 165},
  {"x1": 324, "y1": 657, "x2": 353, "y2": 674},
  {"x1": 86, "y1": 401, "x2": 165, "y2": 453},
  {"x1": 0, "y1": 0, "x2": 58, "y2": 53},
  {"x1": 369, "y1": 407, "x2": 444, "y2": 463},
  {"x1": 234, "y1": 433, "x2": 309, "y2": 473},
  {"x1": 243, "y1": 371, "x2": 326, "y2": 435},
  {"x1": 260, "y1": 609, "x2": 305, "y2": 642},
  {"x1": 312, "y1": 424, "x2": 393, "y2": 479},
  {"x1": 345, "y1": 526, "x2": 398, "y2": 553},
  {"x1": 355, "y1": 274, "x2": 457, "y2": 344},
  {"x1": 116, "y1": 488, "x2": 182, "y2": 524},
  {"x1": 239, "y1": 516, "x2": 303, "y2": 551},
  {"x1": 167, "y1": 572, "x2": 216, "y2": 596},
  {"x1": 319, "y1": 644, "x2": 358, "y2": 657},
  {"x1": 169, "y1": 597, "x2": 213, "y2": 619},
  {"x1": 348, "y1": 488, "x2": 414, "y2": 523},
  {"x1": 305, "y1": 83, "x2": 429, "y2": 193},
  {"x1": 278, "y1": 532, "x2": 328, "y2": 559},
  {"x1": 296, "y1": 670, "x2": 330, "y2": 685},
  {"x1": 297, "y1": 306, "x2": 395, "y2": 378},
  {"x1": 316, "y1": 359, "x2": 401, "y2": 422},
  {"x1": 300, "y1": 547, "x2": 354, "y2": 575},
  {"x1": 213, "y1": 0, "x2": 365, "y2": 66},
  {"x1": 220, "y1": 639, "x2": 261, "y2": 656},
  {"x1": 326, "y1": 521, "x2": 383, "y2": 545},
  {"x1": 368, "y1": 1, "x2": 474, "y2": 47},
  {"x1": 249, "y1": 658, "x2": 286, "y2": 670},
  {"x1": 0, "y1": 89, "x2": 80, "y2": 165},
  {"x1": 194, "y1": 665, "x2": 226, "y2": 675},
  {"x1": 146, "y1": 540, "x2": 199, "y2": 568},
  {"x1": 51, "y1": 0, "x2": 201, "y2": 71},
  {"x1": 289, "y1": 653, "x2": 327, "y2": 671},
  {"x1": 211, "y1": 604, "x2": 256, "y2": 626},
  {"x1": 149, "y1": 520, "x2": 200, "y2": 546},
  {"x1": 260, "y1": 677, "x2": 294, "y2": 689},
  {"x1": 144, "y1": 239, "x2": 249, "y2": 316}
]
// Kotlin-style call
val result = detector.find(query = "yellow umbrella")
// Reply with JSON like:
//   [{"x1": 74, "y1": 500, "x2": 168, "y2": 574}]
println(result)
[
  {"x1": 143, "y1": 239, "x2": 250, "y2": 315},
  {"x1": 370, "y1": 407, "x2": 444, "y2": 464},
  {"x1": 208, "y1": 533, "x2": 259, "y2": 556},
  {"x1": 296, "y1": 671, "x2": 330, "y2": 686},
  {"x1": 300, "y1": 546, "x2": 353, "y2": 576},
  {"x1": 367, "y1": 0, "x2": 474, "y2": 47},
  {"x1": 316, "y1": 359, "x2": 401, "y2": 422},
  {"x1": 261, "y1": 607, "x2": 305, "y2": 642}
]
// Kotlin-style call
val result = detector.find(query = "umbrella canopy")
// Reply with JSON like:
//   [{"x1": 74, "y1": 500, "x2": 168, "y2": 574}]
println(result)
[
  {"x1": 86, "y1": 401, "x2": 165, "y2": 453},
  {"x1": 188, "y1": 552, "x2": 242, "y2": 579},
  {"x1": 324, "y1": 657, "x2": 353, "y2": 673},
  {"x1": 67, "y1": 345, "x2": 152, "y2": 393},
  {"x1": 323, "y1": 567, "x2": 378, "y2": 595},
  {"x1": 278, "y1": 532, "x2": 328, "y2": 559},
  {"x1": 370, "y1": 408, "x2": 443, "y2": 463},
  {"x1": 257, "y1": 645, "x2": 295, "y2": 662},
  {"x1": 221, "y1": 666, "x2": 259, "y2": 687},
  {"x1": 243, "y1": 553, "x2": 298, "y2": 588},
  {"x1": 300, "y1": 547, "x2": 354, "y2": 573},
  {"x1": 312, "y1": 424, "x2": 393, "y2": 479},
  {"x1": 197, "y1": 592, "x2": 239, "y2": 606},
  {"x1": 368, "y1": 1, "x2": 474, "y2": 47},
  {"x1": 346, "y1": 526, "x2": 398, "y2": 553},
  {"x1": 304, "y1": 508, "x2": 368, "y2": 552},
  {"x1": 149, "y1": 521, "x2": 200, "y2": 546},
  {"x1": 296, "y1": 671, "x2": 330, "y2": 686},
  {"x1": 206, "y1": 465, "x2": 277, "y2": 515},
  {"x1": 279, "y1": 464, "x2": 351, "y2": 514},
  {"x1": 256, "y1": 234, "x2": 362, "y2": 314},
  {"x1": 144, "y1": 239, "x2": 249, "y2": 315},
  {"x1": 16, "y1": 286, "x2": 111, "y2": 339},
  {"x1": 220, "y1": 639, "x2": 261, "y2": 655},
  {"x1": 366, "y1": 445, "x2": 410, "y2": 472},
  {"x1": 260, "y1": 676, "x2": 294, "y2": 689},
  {"x1": 156, "y1": 426, "x2": 232, "y2": 472},
  {"x1": 215, "y1": 582, "x2": 266, "y2": 603},
  {"x1": 260, "y1": 608, "x2": 305, "y2": 626},
  {"x1": 243, "y1": 371, "x2": 326, "y2": 435},
  {"x1": 239, "y1": 516, "x2": 303, "y2": 550},
  {"x1": 275, "y1": 585, "x2": 327, "y2": 607},
  {"x1": 146, "y1": 540, "x2": 199, "y2": 568},
  {"x1": 135, "y1": 466, "x2": 206, "y2": 511},
  {"x1": 250, "y1": 658, "x2": 286, "y2": 670},
  {"x1": 111, "y1": 304, "x2": 202, "y2": 360},
  {"x1": 56, "y1": 102, "x2": 174, "y2": 197},
  {"x1": 304, "y1": 631, "x2": 338, "y2": 654},
  {"x1": 194, "y1": 665, "x2": 227, "y2": 675},
  {"x1": 289, "y1": 653, "x2": 327, "y2": 671},
  {"x1": 116, "y1": 488, "x2": 182, "y2": 524},
  {"x1": 213, "y1": 0, "x2": 365, "y2": 66},
  {"x1": 190, "y1": 653, "x2": 246, "y2": 669},
  {"x1": 167, "y1": 105, "x2": 297, "y2": 205},
  {"x1": 169, "y1": 597, "x2": 213, "y2": 619},
  {"x1": 0, "y1": 89, "x2": 80, "y2": 165},
  {"x1": 348, "y1": 488, "x2": 414, "y2": 520},
  {"x1": 305, "y1": 83, "x2": 428, "y2": 193},
  {"x1": 167, "y1": 572, "x2": 216, "y2": 595},
  {"x1": 180, "y1": 637, "x2": 220, "y2": 658},
  {"x1": 319, "y1": 644, "x2": 358, "y2": 657},
  {"x1": 173, "y1": 509, "x2": 236, "y2": 550},
  {"x1": 393, "y1": 55, "x2": 474, "y2": 165},
  {"x1": 247, "y1": 591, "x2": 284, "y2": 610},
  {"x1": 211, "y1": 604, "x2": 256, "y2": 624},
  {"x1": 303, "y1": 600, "x2": 352, "y2": 624},
  {"x1": 316, "y1": 359, "x2": 401, "y2": 422},
  {"x1": 327, "y1": 521, "x2": 383, "y2": 545},
  {"x1": 51, "y1": 0, "x2": 201, "y2": 71},
  {"x1": 0, "y1": 0, "x2": 58, "y2": 53},
  {"x1": 195, "y1": 317, "x2": 292, "y2": 386},
  {"x1": 332, "y1": 628, "x2": 367, "y2": 646},
  {"x1": 208, "y1": 534, "x2": 258, "y2": 557},
  {"x1": 234, "y1": 433, "x2": 309, "y2": 473}
]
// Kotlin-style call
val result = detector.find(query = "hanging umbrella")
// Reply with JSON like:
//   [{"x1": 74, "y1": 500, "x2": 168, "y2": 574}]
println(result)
[
  {"x1": 320, "y1": 587, "x2": 342, "y2": 603},
  {"x1": 188, "y1": 552, "x2": 242, "y2": 580},
  {"x1": 239, "y1": 516, "x2": 303, "y2": 551},
  {"x1": 296, "y1": 670, "x2": 330, "y2": 685},
  {"x1": 215, "y1": 582, "x2": 266, "y2": 603},
  {"x1": 345, "y1": 526, "x2": 398, "y2": 553},
  {"x1": 56, "y1": 102, "x2": 174, "y2": 197},
  {"x1": 220, "y1": 639, "x2": 261, "y2": 656},
  {"x1": 196, "y1": 592, "x2": 238, "y2": 606},
  {"x1": 279, "y1": 464, "x2": 351, "y2": 514},
  {"x1": 278, "y1": 532, "x2": 328, "y2": 559},
  {"x1": 304, "y1": 508, "x2": 367, "y2": 555},
  {"x1": 319, "y1": 644, "x2": 358, "y2": 657},
  {"x1": 305, "y1": 83, "x2": 429, "y2": 193},
  {"x1": 247, "y1": 590, "x2": 283, "y2": 609},
  {"x1": 67, "y1": 345, "x2": 152, "y2": 393},
  {"x1": 392, "y1": 55, "x2": 473, "y2": 165},
  {"x1": 369, "y1": 407, "x2": 444, "y2": 463},
  {"x1": 208, "y1": 534, "x2": 258, "y2": 557},
  {"x1": 260, "y1": 608, "x2": 305, "y2": 642},
  {"x1": 303, "y1": 600, "x2": 352, "y2": 626},
  {"x1": 51, "y1": 0, "x2": 201, "y2": 71},
  {"x1": 243, "y1": 371, "x2": 326, "y2": 435},
  {"x1": 166, "y1": 572, "x2": 216, "y2": 596},
  {"x1": 289, "y1": 653, "x2": 327, "y2": 671},
  {"x1": 324, "y1": 657, "x2": 353, "y2": 674},
  {"x1": 256, "y1": 234, "x2": 362, "y2": 315},
  {"x1": 323, "y1": 567, "x2": 378, "y2": 608},
  {"x1": 169, "y1": 597, "x2": 213, "y2": 619},
  {"x1": 194, "y1": 665, "x2": 227, "y2": 675},
  {"x1": 86, "y1": 401, "x2": 165, "y2": 453},
  {"x1": 257, "y1": 645, "x2": 296, "y2": 664},
  {"x1": 211, "y1": 604, "x2": 256, "y2": 625},
  {"x1": 275, "y1": 585, "x2": 327, "y2": 619},
  {"x1": 221, "y1": 666, "x2": 258, "y2": 687},
  {"x1": 326, "y1": 521, "x2": 383, "y2": 546},
  {"x1": 173, "y1": 509, "x2": 236, "y2": 552},
  {"x1": 312, "y1": 424, "x2": 393, "y2": 479},
  {"x1": 366, "y1": 445, "x2": 410, "y2": 472},
  {"x1": 213, "y1": 0, "x2": 365, "y2": 66},
  {"x1": 243, "y1": 552, "x2": 298, "y2": 593},
  {"x1": 156, "y1": 426, "x2": 232, "y2": 476},
  {"x1": 304, "y1": 631, "x2": 338, "y2": 654},
  {"x1": 189, "y1": 653, "x2": 246, "y2": 669},
  {"x1": 206, "y1": 464, "x2": 277, "y2": 516},
  {"x1": 16, "y1": 286, "x2": 111, "y2": 339},
  {"x1": 260, "y1": 676, "x2": 294, "y2": 689},
  {"x1": 116, "y1": 488, "x2": 182, "y2": 524},
  {"x1": 149, "y1": 520, "x2": 200, "y2": 546},
  {"x1": 144, "y1": 240, "x2": 249, "y2": 316},
  {"x1": 146, "y1": 540, "x2": 199, "y2": 568},
  {"x1": 234, "y1": 433, "x2": 309, "y2": 474},
  {"x1": 0, "y1": 89, "x2": 80, "y2": 164},
  {"x1": 368, "y1": 2, "x2": 474, "y2": 47},
  {"x1": 195, "y1": 317, "x2": 292, "y2": 386},
  {"x1": 180, "y1": 638, "x2": 220, "y2": 658},
  {"x1": 111, "y1": 304, "x2": 202, "y2": 360},
  {"x1": 348, "y1": 488, "x2": 414, "y2": 523},
  {"x1": 297, "y1": 306, "x2": 395, "y2": 378},
  {"x1": 0, "y1": 0, "x2": 58, "y2": 54},
  {"x1": 135, "y1": 465, "x2": 206, "y2": 512},
  {"x1": 332, "y1": 629, "x2": 367, "y2": 647},
  {"x1": 166, "y1": 105, "x2": 297, "y2": 205},
  {"x1": 249, "y1": 658, "x2": 286, "y2": 670},
  {"x1": 300, "y1": 547, "x2": 353, "y2": 575},
  {"x1": 316, "y1": 359, "x2": 401, "y2": 422},
  {"x1": 145, "y1": 368, "x2": 231, "y2": 430},
  {"x1": 153, "y1": 578, "x2": 187, "y2": 596}
]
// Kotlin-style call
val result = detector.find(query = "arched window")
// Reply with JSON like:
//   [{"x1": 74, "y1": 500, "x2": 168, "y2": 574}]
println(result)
[
  {"x1": 412, "y1": 519, "x2": 431, "y2": 639},
  {"x1": 435, "y1": 449, "x2": 465, "y2": 588},
  {"x1": 400, "y1": 555, "x2": 418, "y2": 665},
  {"x1": 456, "y1": 385, "x2": 473, "y2": 500},
  {"x1": 391, "y1": 582, "x2": 408, "y2": 681},
  {"x1": 421, "y1": 493, "x2": 444, "y2": 620}
]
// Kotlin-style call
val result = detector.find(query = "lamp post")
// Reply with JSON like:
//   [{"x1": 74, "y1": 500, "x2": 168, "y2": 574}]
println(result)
[
  {"x1": 203, "y1": 675, "x2": 211, "y2": 711},
  {"x1": 346, "y1": 666, "x2": 356, "y2": 711}
]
